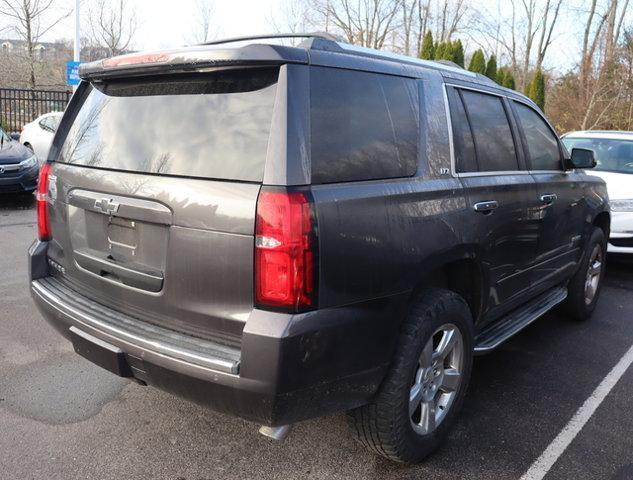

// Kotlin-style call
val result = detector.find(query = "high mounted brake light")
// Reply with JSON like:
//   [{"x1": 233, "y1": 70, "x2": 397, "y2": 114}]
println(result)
[
  {"x1": 102, "y1": 53, "x2": 172, "y2": 68},
  {"x1": 255, "y1": 188, "x2": 317, "y2": 311},
  {"x1": 36, "y1": 162, "x2": 53, "y2": 241}
]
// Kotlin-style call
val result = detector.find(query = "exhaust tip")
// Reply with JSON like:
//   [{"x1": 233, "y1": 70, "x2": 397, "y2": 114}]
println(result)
[{"x1": 259, "y1": 424, "x2": 292, "y2": 442}]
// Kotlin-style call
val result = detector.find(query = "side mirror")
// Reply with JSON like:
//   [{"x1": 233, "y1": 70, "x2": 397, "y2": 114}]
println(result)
[{"x1": 567, "y1": 147, "x2": 596, "y2": 169}]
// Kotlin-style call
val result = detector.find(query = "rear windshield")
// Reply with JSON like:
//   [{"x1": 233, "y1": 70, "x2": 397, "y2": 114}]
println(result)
[{"x1": 57, "y1": 68, "x2": 279, "y2": 182}]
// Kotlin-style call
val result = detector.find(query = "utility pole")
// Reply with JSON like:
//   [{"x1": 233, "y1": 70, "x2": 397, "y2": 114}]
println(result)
[
  {"x1": 73, "y1": 0, "x2": 80, "y2": 91},
  {"x1": 74, "y1": 0, "x2": 80, "y2": 62}
]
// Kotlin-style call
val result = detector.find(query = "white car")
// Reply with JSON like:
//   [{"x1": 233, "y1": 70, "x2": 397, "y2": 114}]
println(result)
[
  {"x1": 19, "y1": 111, "x2": 63, "y2": 162},
  {"x1": 562, "y1": 131, "x2": 633, "y2": 254}
]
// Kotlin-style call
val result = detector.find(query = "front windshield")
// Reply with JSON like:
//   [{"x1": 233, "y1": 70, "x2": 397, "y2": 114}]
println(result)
[{"x1": 562, "y1": 137, "x2": 633, "y2": 174}]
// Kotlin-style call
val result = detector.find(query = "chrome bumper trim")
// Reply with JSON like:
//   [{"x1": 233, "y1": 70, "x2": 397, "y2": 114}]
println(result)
[{"x1": 32, "y1": 277, "x2": 240, "y2": 375}]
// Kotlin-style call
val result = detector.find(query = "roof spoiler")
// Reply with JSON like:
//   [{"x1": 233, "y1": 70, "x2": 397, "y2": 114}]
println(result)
[{"x1": 79, "y1": 43, "x2": 309, "y2": 81}]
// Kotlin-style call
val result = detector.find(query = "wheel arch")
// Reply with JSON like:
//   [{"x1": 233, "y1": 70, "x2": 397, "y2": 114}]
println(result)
[
  {"x1": 592, "y1": 211, "x2": 610, "y2": 239},
  {"x1": 409, "y1": 248, "x2": 487, "y2": 325}
]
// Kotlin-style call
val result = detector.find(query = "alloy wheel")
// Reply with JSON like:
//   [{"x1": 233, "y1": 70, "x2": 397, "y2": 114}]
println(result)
[
  {"x1": 584, "y1": 243, "x2": 603, "y2": 305},
  {"x1": 409, "y1": 324, "x2": 464, "y2": 435}
]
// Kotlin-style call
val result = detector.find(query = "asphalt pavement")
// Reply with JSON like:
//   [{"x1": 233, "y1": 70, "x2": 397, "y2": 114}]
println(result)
[{"x1": 1, "y1": 193, "x2": 632, "y2": 480}]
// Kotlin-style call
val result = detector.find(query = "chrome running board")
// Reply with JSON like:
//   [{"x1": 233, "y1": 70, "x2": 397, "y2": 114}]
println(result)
[{"x1": 474, "y1": 287, "x2": 568, "y2": 354}]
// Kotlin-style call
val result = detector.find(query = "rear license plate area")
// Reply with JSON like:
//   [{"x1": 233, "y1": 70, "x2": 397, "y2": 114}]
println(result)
[{"x1": 69, "y1": 326, "x2": 132, "y2": 377}]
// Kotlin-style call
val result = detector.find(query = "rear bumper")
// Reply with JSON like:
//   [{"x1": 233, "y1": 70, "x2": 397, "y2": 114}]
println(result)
[
  {"x1": 0, "y1": 165, "x2": 38, "y2": 192},
  {"x1": 29, "y1": 241, "x2": 404, "y2": 425}
]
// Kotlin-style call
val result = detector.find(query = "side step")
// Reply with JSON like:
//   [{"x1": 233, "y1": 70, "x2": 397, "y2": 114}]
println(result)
[{"x1": 474, "y1": 287, "x2": 568, "y2": 354}]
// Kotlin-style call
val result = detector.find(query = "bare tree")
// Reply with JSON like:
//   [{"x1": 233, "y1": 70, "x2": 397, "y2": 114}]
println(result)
[
  {"x1": 474, "y1": 0, "x2": 564, "y2": 89},
  {"x1": 0, "y1": 0, "x2": 70, "y2": 90},
  {"x1": 311, "y1": 0, "x2": 404, "y2": 49},
  {"x1": 580, "y1": 0, "x2": 601, "y2": 91},
  {"x1": 89, "y1": 0, "x2": 137, "y2": 57},
  {"x1": 415, "y1": 0, "x2": 430, "y2": 53},
  {"x1": 534, "y1": 0, "x2": 563, "y2": 71},
  {"x1": 400, "y1": 0, "x2": 418, "y2": 55},
  {"x1": 603, "y1": 0, "x2": 630, "y2": 64},
  {"x1": 268, "y1": 0, "x2": 311, "y2": 35},
  {"x1": 187, "y1": 0, "x2": 217, "y2": 44},
  {"x1": 268, "y1": 0, "x2": 469, "y2": 57},
  {"x1": 394, "y1": 0, "x2": 434, "y2": 56},
  {"x1": 435, "y1": 0, "x2": 468, "y2": 42}
]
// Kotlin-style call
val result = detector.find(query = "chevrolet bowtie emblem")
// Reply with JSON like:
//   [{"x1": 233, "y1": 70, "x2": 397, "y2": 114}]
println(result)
[{"x1": 94, "y1": 197, "x2": 120, "y2": 215}]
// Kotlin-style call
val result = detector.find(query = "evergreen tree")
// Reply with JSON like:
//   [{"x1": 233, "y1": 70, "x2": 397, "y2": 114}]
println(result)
[
  {"x1": 496, "y1": 67, "x2": 506, "y2": 85},
  {"x1": 525, "y1": 76, "x2": 534, "y2": 97},
  {"x1": 442, "y1": 42, "x2": 455, "y2": 62},
  {"x1": 485, "y1": 55, "x2": 497, "y2": 80},
  {"x1": 468, "y1": 49, "x2": 486, "y2": 74},
  {"x1": 528, "y1": 69, "x2": 546, "y2": 109},
  {"x1": 502, "y1": 70, "x2": 516, "y2": 90},
  {"x1": 434, "y1": 41, "x2": 447, "y2": 60},
  {"x1": 452, "y1": 39, "x2": 464, "y2": 67},
  {"x1": 496, "y1": 67, "x2": 516, "y2": 90},
  {"x1": 419, "y1": 31, "x2": 435, "y2": 60}
]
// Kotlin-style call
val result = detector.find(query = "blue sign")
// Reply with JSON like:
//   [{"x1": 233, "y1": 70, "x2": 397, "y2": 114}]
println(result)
[{"x1": 66, "y1": 61, "x2": 81, "y2": 86}]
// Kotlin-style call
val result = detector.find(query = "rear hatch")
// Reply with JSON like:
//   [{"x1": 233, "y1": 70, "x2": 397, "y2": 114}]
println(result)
[{"x1": 46, "y1": 67, "x2": 280, "y2": 347}]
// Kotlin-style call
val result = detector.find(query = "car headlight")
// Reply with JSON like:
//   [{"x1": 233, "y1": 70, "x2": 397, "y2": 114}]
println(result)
[
  {"x1": 19, "y1": 155, "x2": 37, "y2": 170},
  {"x1": 610, "y1": 199, "x2": 633, "y2": 212}
]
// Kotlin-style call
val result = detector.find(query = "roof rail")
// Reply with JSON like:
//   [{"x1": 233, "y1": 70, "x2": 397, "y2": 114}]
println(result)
[
  {"x1": 197, "y1": 33, "x2": 492, "y2": 83},
  {"x1": 200, "y1": 32, "x2": 343, "y2": 47}
]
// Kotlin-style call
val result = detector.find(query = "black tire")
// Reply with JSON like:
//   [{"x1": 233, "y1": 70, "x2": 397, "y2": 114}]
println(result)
[
  {"x1": 561, "y1": 227, "x2": 606, "y2": 321},
  {"x1": 348, "y1": 288, "x2": 474, "y2": 463}
]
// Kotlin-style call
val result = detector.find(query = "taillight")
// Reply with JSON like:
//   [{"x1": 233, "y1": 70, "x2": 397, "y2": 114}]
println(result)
[
  {"x1": 255, "y1": 188, "x2": 317, "y2": 311},
  {"x1": 36, "y1": 163, "x2": 52, "y2": 241}
]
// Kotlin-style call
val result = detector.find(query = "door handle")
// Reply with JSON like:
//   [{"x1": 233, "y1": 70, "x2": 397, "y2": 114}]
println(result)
[
  {"x1": 540, "y1": 193, "x2": 557, "y2": 205},
  {"x1": 473, "y1": 200, "x2": 499, "y2": 213}
]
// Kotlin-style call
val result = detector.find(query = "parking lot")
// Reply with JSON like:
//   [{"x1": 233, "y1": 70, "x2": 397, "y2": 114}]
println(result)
[{"x1": 1, "y1": 193, "x2": 632, "y2": 480}]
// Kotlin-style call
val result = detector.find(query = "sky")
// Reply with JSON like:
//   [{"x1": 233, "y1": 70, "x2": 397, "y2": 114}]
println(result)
[
  {"x1": 1, "y1": 0, "x2": 627, "y2": 73},
  {"x1": 1, "y1": 0, "x2": 284, "y2": 50}
]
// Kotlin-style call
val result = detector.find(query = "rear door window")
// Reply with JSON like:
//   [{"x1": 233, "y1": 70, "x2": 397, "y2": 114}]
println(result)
[
  {"x1": 58, "y1": 68, "x2": 279, "y2": 182},
  {"x1": 459, "y1": 89, "x2": 519, "y2": 172},
  {"x1": 513, "y1": 101, "x2": 561, "y2": 170},
  {"x1": 310, "y1": 67, "x2": 419, "y2": 184}
]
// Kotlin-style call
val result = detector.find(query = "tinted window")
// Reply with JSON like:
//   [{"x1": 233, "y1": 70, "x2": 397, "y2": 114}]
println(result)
[
  {"x1": 58, "y1": 69, "x2": 278, "y2": 181},
  {"x1": 310, "y1": 67, "x2": 418, "y2": 183},
  {"x1": 448, "y1": 88, "x2": 477, "y2": 173},
  {"x1": 461, "y1": 90, "x2": 518, "y2": 172},
  {"x1": 514, "y1": 102, "x2": 560, "y2": 170},
  {"x1": 562, "y1": 137, "x2": 633, "y2": 174}
]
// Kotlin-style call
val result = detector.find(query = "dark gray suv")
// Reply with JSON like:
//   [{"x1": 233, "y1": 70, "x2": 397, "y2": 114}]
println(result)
[{"x1": 29, "y1": 34, "x2": 609, "y2": 463}]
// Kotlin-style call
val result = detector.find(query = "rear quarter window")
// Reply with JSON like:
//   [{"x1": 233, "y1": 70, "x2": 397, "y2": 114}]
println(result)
[
  {"x1": 310, "y1": 67, "x2": 419, "y2": 184},
  {"x1": 57, "y1": 68, "x2": 279, "y2": 182}
]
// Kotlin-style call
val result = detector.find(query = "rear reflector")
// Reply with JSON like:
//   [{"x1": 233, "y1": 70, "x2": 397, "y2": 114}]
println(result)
[
  {"x1": 36, "y1": 163, "x2": 52, "y2": 241},
  {"x1": 255, "y1": 188, "x2": 317, "y2": 311}
]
